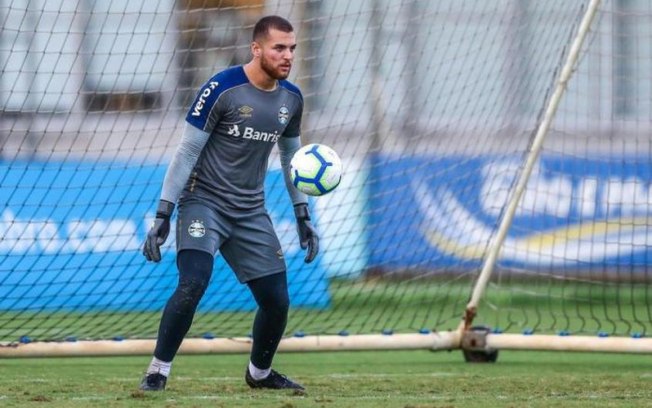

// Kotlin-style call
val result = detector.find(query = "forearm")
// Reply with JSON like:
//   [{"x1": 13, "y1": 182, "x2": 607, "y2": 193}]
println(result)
[
  {"x1": 277, "y1": 136, "x2": 308, "y2": 206},
  {"x1": 160, "y1": 123, "x2": 210, "y2": 204}
]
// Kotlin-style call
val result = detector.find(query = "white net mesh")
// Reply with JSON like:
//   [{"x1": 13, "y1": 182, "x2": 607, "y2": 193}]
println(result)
[{"x1": 1, "y1": 0, "x2": 650, "y2": 343}]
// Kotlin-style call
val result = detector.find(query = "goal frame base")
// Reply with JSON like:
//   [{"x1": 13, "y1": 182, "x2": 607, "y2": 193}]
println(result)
[
  {"x1": 2, "y1": 330, "x2": 650, "y2": 358},
  {"x1": 0, "y1": 331, "x2": 461, "y2": 358}
]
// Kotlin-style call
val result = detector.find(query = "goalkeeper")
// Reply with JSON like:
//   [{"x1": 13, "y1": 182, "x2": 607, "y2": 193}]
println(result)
[{"x1": 139, "y1": 15, "x2": 317, "y2": 393}]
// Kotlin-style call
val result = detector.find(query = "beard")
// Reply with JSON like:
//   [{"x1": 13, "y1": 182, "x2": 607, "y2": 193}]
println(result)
[{"x1": 260, "y1": 55, "x2": 290, "y2": 80}]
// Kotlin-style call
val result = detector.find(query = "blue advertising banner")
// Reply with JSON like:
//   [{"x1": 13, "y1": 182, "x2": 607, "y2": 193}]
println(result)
[
  {"x1": 368, "y1": 154, "x2": 652, "y2": 271},
  {"x1": 0, "y1": 161, "x2": 330, "y2": 311}
]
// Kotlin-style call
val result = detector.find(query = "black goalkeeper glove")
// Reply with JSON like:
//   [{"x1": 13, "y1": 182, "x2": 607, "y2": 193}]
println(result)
[
  {"x1": 294, "y1": 203, "x2": 319, "y2": 263},
  {"x1": 143, "y1": 200, "x2": 175, "y2": 262}
]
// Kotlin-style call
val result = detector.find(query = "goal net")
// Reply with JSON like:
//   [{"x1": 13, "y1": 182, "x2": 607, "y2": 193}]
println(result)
[{"x1": 2, "y1": 0, "x2": 651, "y2": 355}]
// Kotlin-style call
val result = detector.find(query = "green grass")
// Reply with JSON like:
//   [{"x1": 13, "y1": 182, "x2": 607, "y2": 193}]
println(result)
[
  {"x1": 1, "y1": 350, "x2": 652, "y2": 407},
  {"x1": 3, "y1": 278, "x2": 651, "y2": 342},
  {"x1": 2, "y1": 279, "x2": 652, "y2": 406}
]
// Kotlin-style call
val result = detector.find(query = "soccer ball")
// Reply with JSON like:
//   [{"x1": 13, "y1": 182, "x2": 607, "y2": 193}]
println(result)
[{"x1": 290, "y1": 143, "x2": 342, "y2": 196}]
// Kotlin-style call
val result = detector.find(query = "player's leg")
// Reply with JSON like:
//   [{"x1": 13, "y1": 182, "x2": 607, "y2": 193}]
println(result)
[
  {"x1": 140, "y1": 201, "x2": 226, "y2": 391},
  {"x1": 246, "y1": 271, "x2": 289, "y2": 370},
  {"x1": 221, "y1": 211, "x2": 304, "y2": 391},
  {"x1": 157, "y1": 250, "x2": 214, "y2": 360},
  {"x1": 245, "y1": 272, "x2": 303, "y2": 391},
  {"x1": 139, "y1": 249, "x2": 213, "y2": 391},
  {"x1": 244, "y1": 272, "x2": 303, "y2": 391}
]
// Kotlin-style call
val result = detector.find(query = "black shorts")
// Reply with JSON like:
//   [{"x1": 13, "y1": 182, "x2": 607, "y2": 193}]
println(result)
[{"x1": 176, "y1": 200, "x2": 286, "y2": 282}]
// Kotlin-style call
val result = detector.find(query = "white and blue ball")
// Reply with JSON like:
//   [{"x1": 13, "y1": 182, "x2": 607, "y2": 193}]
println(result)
[{"x1": 290, "y1": 143, "x2": 342, "y2": 196}]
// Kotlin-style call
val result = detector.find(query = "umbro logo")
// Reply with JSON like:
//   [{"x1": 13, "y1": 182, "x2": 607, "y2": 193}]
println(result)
[{"x1": 239, "y1": 105, "x2": 253, "y2": 118}]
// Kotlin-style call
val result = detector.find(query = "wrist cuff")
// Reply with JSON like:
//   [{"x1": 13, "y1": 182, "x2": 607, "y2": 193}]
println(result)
[
  {"x1": 293, "y1": 203, "x2": 310, "y2": 220},
  {"x1": 156, "y1": 200, "x2": 175, "y2": 219}
]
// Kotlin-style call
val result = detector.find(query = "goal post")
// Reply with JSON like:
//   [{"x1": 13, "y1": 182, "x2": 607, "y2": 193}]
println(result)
[
  {"x1": 3, "y1": 0, "x2": 652, "y2": 358},
  {"x1": 462, "y1": 0, "x2": 601, "y2": 327}
]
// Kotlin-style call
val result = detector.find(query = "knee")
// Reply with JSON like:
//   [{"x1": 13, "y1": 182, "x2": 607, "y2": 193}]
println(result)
[
  {"x1": 274, "y1": 292, "x2": 290, "y2": 315},
  {"x1": 168, "y1": 274, "x2": 209, "y2": 313},
  {"x1": 177, "y1": 275, "x2": 210, "y2": 300},
  {"x1": 248, "y1": 272, "x2": 290, "y2": 316},
  {"x1": 259, "y1": 289, "x2": 289, "y2": 317},
  {"x1": 175, "y1": 249, "x2": 213, "y2": 306}
]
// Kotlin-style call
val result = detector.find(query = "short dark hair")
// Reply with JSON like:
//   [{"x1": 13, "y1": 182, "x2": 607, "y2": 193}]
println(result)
[{"x1": 253, "y1": 15, "x2": 294, "y2": 42}]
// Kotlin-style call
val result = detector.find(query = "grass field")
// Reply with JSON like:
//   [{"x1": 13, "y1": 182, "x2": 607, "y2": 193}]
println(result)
[
  {"x1": 3, "y1": 278, "x2": 650, "y2": 342},
  {"x1": 2, "y1": 279, "x2": 651, "y2": 407},
  {"x1": 1, "y1": 349, "x2": 652, "y2": 407}
]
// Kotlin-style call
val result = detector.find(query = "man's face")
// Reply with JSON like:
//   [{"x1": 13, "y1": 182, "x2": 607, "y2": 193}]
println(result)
[{"x1": 255, "y1": 28, "x2": 296, "y2": 80}]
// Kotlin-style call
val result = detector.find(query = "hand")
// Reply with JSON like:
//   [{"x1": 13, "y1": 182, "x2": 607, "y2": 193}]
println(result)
[
  {"x1": 143, "y1": 200, "x2": 175, "y2": 262},
  {"x1": 294, "y1": 203, "x2": 319, "y2": 263}
]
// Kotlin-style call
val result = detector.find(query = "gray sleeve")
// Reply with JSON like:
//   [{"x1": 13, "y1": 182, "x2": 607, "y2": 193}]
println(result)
[
  {"x1": 278, "y1": 136, "x2": 308, "y2": 206},
  {"x1": 160, "y1": 123, "x2": 211, "y2": 203}
]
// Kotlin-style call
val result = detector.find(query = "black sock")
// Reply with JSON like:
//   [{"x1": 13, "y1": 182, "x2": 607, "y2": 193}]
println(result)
[
  {"x1": 247, "y1": 272, "x2": 289, "y2": 370},
  {"x1": 153, "y1": 249, "x2": 213, "y2": 362}
]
